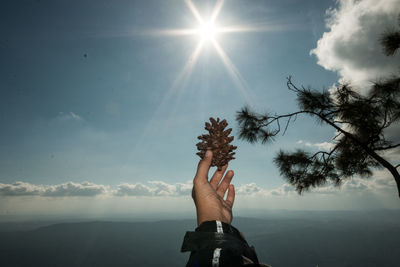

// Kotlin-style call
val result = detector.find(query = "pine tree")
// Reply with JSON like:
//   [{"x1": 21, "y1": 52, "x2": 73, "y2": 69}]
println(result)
[{"x1": 236, "y1": 24, "x2": 400, "y2": 197}]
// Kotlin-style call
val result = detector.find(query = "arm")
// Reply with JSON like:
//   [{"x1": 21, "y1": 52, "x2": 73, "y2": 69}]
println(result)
[{"x1": 181, "y1": 151, "x2": 267, "y2": 267}]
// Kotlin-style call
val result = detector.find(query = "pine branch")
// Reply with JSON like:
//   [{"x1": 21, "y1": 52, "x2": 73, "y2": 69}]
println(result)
[
  {"x1": 378, "y1": 104, "x2": 391, "y2": 132},
  {"x1": 259, "y1": 111, "x2": 311, "y2": 130},
  {"x1": 324, "y1": 110, "x2": 340, "y2": 117},
  {"x1": 286, "y1": 75, "x2": 300, "y2": 93},
  {"x1": 333, "y1": 132, "x2": 343, "y2": 140},
  {"x1": 282, "y1": 116, "x2": 292, "y2": 136},
  {"x1": 312, "y1": 145, "x2": 339, "y2": 176},
  {"x1": 309, "y1": 150, "x2": 333, "y2": 160},
  {"x1": 375, "y1": 143, "x2": 400, "y2": 151}
]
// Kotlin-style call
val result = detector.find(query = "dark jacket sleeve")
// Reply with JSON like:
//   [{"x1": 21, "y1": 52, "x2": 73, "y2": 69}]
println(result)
[{"x1": 181, "y1": 220, "x2": 268, "y2": 267}]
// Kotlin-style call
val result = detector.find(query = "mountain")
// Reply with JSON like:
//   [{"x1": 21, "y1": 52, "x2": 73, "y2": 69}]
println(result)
[{"x1": 0, "y1": 211, "x2": 399, "y2": 266}]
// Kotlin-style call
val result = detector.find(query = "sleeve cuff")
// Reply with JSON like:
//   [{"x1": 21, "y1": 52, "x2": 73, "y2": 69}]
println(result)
[
  {"x1": 181, "y1": 220, "x2": 260, "y2": 265},
  {"x1": 195, "y1": 220, "x2": 248, "y2": 244}
]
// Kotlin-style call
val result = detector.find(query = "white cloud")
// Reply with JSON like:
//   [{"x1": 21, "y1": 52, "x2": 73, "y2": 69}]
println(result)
[
  {"x1": 149, "y1": 181, "x2": 178, "y2": 196},
  {"x1": 0, "y1": 182, "x2": 43, "y2": 196},
  {"x1": 0, "y1": 180, "x2": 191, "y2": 198},
  {"x1": 269, "y1": 183, "x2": 296, "y2": 196},
  {"x1": 0, "y1": 181, "x2": 106, "y2": 197},
  {"x1": 174, "y1": 182, "x2": 193, "y2": 196},
  {"x1": 311, "y1": 0, "x2": 400, "y2": 89},
  {"x1": 114, "y1": 183, "x2": 154, "y2": 196},
  {"x1": 297, "y1": 140, "x2": 336, "y2": 151},
  {"x1": 114, "y1": 180, "x2": 192, "y2": 197},
  {"x1": 236, "y1": 170, "x2": 396, "y2": 197},
  {"x1": 380, "y1": 145, "x2": 400, "y2": 167},
  {"x1": 307, "y1": 169, "x2": 396, "y2": 195},
  {"x1": 235, "y1": 182, "x2": 296, "y2": 197},
  {"x1": 42, "y1": 182, "x2": 107, "y2": 197},
  {"x1": 236, "y1": 183, "x2": 263, "y2": 195},
  {"x1": 56, "y1": 112, "x2": 84, "y2": 122}
]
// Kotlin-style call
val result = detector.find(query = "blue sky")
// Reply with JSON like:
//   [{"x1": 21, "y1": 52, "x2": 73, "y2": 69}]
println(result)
[{"x1": 1, "y1": 0, "x2": 399, "y2": 217}]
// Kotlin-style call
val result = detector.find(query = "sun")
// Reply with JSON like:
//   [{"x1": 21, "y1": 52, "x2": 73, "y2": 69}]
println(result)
[
  {"x1": 197, "y1": 21, "x2": 218, "y2": 41},
  {"x1": 150, "y1": 0, "x2": 259, "y2": 107}
]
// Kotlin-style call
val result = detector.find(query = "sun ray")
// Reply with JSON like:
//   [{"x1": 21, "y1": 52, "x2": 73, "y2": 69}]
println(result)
[
  {"x1": 98, "y1": 21, "x2": 283, "y2": 39},
  {"x1": 135, "y1": 41, "x2": 205, "y2": 146},
  {"x1": 167, "y1": 41, "x2": 205, "y2": 115},
  {"x1": 133, "y1": 22, "x2": 282, "y2": 38},
  {"x1": 211, "y1": 39, "x2": 254, "y2": 105},
  {"x1": 152, "y1": 40, "x2": 204, "y2": 119},
  {"x1": 210, "y1": 0, "x2": 224, "y2": 24},
  {"x1": 151, "y1": 28, "x2": 198, "y2": 36},
  {"x1": 217, "y1": 23, "x2": 289, "y2": 34},
  {"x1": 185, "y1": 0, "x2": 204, "y2": 24}
]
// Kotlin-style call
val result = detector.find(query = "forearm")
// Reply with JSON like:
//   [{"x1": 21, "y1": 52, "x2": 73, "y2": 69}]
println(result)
[{"x1": 181, "y1": 220, "x2": 263, "y2": 267}]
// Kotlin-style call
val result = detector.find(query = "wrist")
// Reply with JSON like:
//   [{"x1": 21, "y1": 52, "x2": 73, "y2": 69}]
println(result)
[
  {"x1": 197, "y1": 216, "x2": 229, "y2": 227},
  {"x1": 197, "y1": 217, "x2": 231, "y2": 227},
  {"x1": 196, "y1": 209, "x2": 231, "y2": 226}
]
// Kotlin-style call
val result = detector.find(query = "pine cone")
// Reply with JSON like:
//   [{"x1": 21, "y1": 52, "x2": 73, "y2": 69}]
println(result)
[{"x1": 196, "y1": 117, "x2": 237, "y2": 170}]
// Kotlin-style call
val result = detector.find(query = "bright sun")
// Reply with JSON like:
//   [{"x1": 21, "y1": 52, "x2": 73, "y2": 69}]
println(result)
[
  {"x1": 149, "y1": 0, "x2": 258, "y2": 124},
  {"x1": 197, "y1": 21, "x2": 218, "y2": 41}
]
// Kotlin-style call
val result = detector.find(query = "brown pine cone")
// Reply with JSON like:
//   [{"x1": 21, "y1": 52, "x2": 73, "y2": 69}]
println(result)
[{"x1": 196, "y1": 117, "x2": 237, "y2": 170}]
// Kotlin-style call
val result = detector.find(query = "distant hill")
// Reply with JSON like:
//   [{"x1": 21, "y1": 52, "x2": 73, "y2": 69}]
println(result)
[{"x1": 0, "y1": 211, "x2": 399, "y2": 266}]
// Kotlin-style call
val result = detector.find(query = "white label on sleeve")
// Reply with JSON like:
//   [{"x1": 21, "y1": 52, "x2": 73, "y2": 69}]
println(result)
[
  {"x1": 216, "y1": 220, "x2": 223, "y2": 233},
  {"x1": 212, "y1": 248, "x2": 222, "y2": 267}
]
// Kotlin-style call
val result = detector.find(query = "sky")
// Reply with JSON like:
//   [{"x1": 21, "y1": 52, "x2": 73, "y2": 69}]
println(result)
[{"x1": 0, "y1": 0, "x2": 399, "y2": 219}]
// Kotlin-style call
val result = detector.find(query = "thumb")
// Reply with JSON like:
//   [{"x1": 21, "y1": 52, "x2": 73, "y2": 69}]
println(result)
[{"x1": 194, "y1": 150, "x2": 212, "y2": 183}]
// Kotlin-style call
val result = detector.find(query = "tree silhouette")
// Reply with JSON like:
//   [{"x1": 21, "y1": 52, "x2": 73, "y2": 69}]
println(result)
[
  {"x1": 381, "y1": 15, "x2": 400, "y2": 56},
  {"x1": 236, "y1": 25, "x2": 400, "y2": 197}
]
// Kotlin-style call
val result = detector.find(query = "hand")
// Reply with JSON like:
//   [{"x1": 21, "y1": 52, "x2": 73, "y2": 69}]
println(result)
[{"x1": 192, "y1": 150, "x2": 235, "y2": 226}]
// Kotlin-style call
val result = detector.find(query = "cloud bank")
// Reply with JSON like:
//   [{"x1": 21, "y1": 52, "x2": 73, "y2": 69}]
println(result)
[
  {"x1": 0, "y1": 181, "x2": 193, "y2": 197},
  {"x1": 43, "y1": 182, "x2": 107, "y2": 197},
  {"x1": 1, "y1": 175, "x2": 397, "y2": 214},
  {"x1": 235, "y1": 170, "x2": 396, "y2": 197},
  {"x1": 0, "y1": 173, "x2": 396, "y2": 198},
  {"x1": 311, "y1": 0, "x2": 400, "y2": 88},
  {"x1": 0, "y1": 182, "x2": 107, "y2": 197},
  {"x1": 114, "y1": 181, "x2": 192, "y2": 197},
  {"x1": 297, "y1": 140, "x2": 335, "y2": 151}
]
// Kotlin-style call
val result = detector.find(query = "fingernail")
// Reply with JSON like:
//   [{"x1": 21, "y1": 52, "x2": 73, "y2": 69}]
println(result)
[{"x1": 206, "y1": 150, "x2": 212, "y2": 158}]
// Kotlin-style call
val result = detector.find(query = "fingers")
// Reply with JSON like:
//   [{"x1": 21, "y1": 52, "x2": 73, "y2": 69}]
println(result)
[
  {"x1": 194, "y1": 150, "x2": 212, "y2": 184},
  {"x1": 217, "y1": 170, "x2": 234, "y2": 198},
  {"x1": 209, "y1": 164, "x2": 228, "y2": 190},
  {"x1": 225, "y1": 184, "x2": 235, "y2": 207}
]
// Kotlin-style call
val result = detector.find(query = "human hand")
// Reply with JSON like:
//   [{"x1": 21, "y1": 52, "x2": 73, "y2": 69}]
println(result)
[{"x1": 192, "y1": 150, "x2": 235, "y2": 226}]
